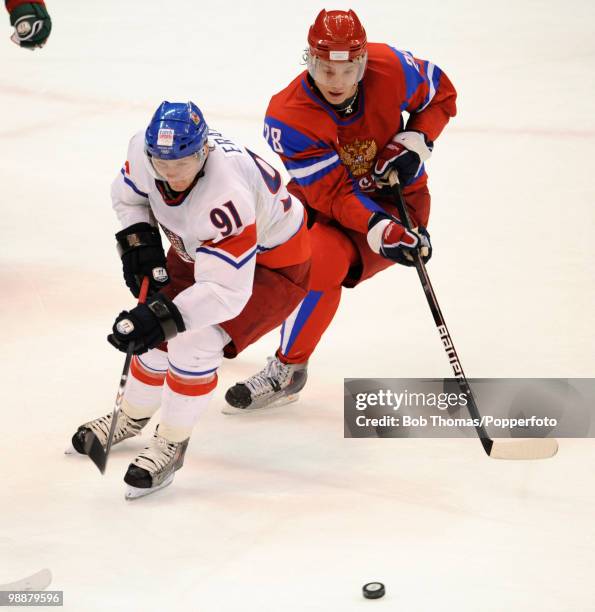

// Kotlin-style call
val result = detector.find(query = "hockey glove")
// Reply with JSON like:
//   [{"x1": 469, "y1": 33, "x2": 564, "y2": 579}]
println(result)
[
  {"x1": 9, "y1": 1, "x2": 51, "y2": 49},
  {"x1": 116, "y1": 222, "x2": 169, "y2": 298},
  {"x1": 373, "y1": 131, "x2": 433, "y2": 187},
  {"x1": 367, "y1": 211, "x2": 432, "y2": 267},
  {"x1": 107, "y1": 293, "x2": 185, "y2": 355}
]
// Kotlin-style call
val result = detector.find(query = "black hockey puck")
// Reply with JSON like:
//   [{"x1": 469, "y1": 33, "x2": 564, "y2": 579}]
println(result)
[{"x1": 363, "y1": 582, "x2": 385, "y2": 599}]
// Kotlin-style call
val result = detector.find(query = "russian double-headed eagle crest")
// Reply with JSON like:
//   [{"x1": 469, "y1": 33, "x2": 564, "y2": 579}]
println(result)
[{"x1": 339, "y1": 138, "x2": 377, "y2": 177}]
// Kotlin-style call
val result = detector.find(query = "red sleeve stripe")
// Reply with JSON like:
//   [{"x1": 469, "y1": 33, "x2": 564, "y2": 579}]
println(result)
[
  {"x1": 202, "y1": 223, "x2": 257, "y2": 258},
  {"x1": 257, "y1": 212, "x2": 311, "y2": 268}
]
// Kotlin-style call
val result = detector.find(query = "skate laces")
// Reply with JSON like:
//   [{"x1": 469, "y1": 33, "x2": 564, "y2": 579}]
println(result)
[
  {"x1": 244, "y1": 356, "x2": 291, "y2": 396},
  {"x1": 89, "y1": 412, "x2": 131, "y2": 444},
  {"x1": 133, "y1": 433, "x2": 179, "y2": 473},
  {"x1": 88, "y1": 414, "x2": 112, "y2": 442}
]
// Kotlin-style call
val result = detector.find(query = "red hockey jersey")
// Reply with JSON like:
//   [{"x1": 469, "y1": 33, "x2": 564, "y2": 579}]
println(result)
[{"x1": 264, "y1": 43, "x2": 457, "y2": 233}]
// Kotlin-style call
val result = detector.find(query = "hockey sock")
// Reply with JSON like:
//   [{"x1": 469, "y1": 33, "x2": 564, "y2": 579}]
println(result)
[
  {"x1": 158, "y1": 368, "x2": 218, "y2": 442},
  {"x1": 123, "y1": 350, "x2": 168, "y2": 419}
]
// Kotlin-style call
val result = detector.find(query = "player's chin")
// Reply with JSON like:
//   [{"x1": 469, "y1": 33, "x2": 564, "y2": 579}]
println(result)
[
  {"x1": 167, "y1": 178, "x2": 193, "y2": 191},
  {"x1": 324, "y1": 91, "x2": 347, "y2": 103},
  {"x1": 165, "y1": 174, "x2": 196, "y2": 191}
]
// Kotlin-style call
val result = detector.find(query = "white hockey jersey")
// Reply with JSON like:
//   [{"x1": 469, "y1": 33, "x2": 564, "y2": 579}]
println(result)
[{"x1": 111, "y1": 129, "x2": 309, "y2": 331}]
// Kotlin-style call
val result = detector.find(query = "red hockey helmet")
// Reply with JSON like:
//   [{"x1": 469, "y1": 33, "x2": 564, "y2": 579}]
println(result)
[
  {"x1": 307, "y1": 9, "x2": 367, "y2": 61},
  {"x1": 306, "y1": 10, "x2": 368, "y2": 86}
]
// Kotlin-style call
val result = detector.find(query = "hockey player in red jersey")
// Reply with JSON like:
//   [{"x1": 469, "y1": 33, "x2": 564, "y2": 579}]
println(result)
[
  {"x1": 5, "y1": 0, "x2": 51, "y2": 48},
  {"x1": 224, "y1": 8, "x2": 457, "y2": 412}
]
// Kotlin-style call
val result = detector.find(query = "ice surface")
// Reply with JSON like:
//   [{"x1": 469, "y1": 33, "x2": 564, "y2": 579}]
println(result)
[{"x1": 1, "y1": 1, "x2": 594, "y2": 610}]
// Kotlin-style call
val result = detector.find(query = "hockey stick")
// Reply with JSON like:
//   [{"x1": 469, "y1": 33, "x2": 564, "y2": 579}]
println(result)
[
  {"x1": 388, "y1": 172, "x2": 558, "y2": 459},
  {"x1": 0, "y1": 569, "x2": 52, "y2": 591},
  {"x1": 85, "y1": 276, "x2": 150, "y2": 473}
]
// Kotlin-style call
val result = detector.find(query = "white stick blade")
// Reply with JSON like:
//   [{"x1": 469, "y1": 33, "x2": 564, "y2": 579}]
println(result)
[
  {"x1": 0, "y1": 569, "x2": 52, "y2": 591},
  {"x1": 490, "y1": 438, "x2": 559, "y2": 460}
]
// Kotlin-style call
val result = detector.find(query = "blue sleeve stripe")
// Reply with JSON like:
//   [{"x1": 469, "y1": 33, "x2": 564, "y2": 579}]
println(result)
[
  {"x1": 120, "y1": 168, "x2": 148, "y2": 198},
  {"x1": 290, "y1": 157, "x2": 342, "y2": 187},
  {"x1": 264, "y1": 116, "x2": 324, "y2": 157},
  {"x1": 195, "y1": 246, "x2": 257, "y2": 269},
  {"x1": 354, "y1": 191, "x2": 384, "y2": 214},
  {"x1": 287, "y1": 153, "x2": 340, "y2": 179},
  {"x1": 349, "y1": 177, "x2": 385, "y2": 214},
  {"x1": 418, "y1": 62, "x2": 443, "y2": 112},
  {"x1": 404, "y1": 166, "x2": 428, "y2": 187},
  {"x1": 284, "y1": 150, "x2": 337, "y2": 172},
  {"x1": 389, "y1": 47, "x2": 426, "y2": 111}
]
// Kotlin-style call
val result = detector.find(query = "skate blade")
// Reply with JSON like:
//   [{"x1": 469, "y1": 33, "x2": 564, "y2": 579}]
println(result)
[
  {"x1": 125, "y1": 472, "x2": 175, "y2": 500},
  {"x1": 222, "y1": 393, "x2": 299, "y2": 415}
]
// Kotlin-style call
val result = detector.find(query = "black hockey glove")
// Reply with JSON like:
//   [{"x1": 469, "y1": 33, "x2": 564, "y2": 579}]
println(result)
[
  {"x1": 373, "y1": 131, "x2": 433, "y2": 187},
  {"x1": 9, "y1": 2, "x2": 52, "y2": 49},
  {"x1": 107, "y1": 293, "x2": 185, "y2": 355},
  {"x1": 116, "y1": 222, "x2": 169, "y2": 298},
  {"x1": 367, "y1": 211, "x2": 432, "y2": 267}
]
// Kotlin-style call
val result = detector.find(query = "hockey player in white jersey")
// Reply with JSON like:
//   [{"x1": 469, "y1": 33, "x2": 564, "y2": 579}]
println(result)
[{"x1": 69, "y1": 101, "x2": 311, "y2": 498}]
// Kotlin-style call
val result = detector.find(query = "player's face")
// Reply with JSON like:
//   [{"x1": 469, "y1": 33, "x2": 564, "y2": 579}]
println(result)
[
  {"x1": 312, "y1": 59, "x2": 360, "y2": 105},
  {"x1": 151, "y1": 151, "x2": 203, "y2": 191}
]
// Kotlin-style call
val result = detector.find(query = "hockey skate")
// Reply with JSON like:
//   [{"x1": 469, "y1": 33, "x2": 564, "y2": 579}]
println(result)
[
  {"x1": 66, "y1": 411, "x2": 150, "y2": 456},
  {"x1": 223, "y1": 355, "x2": 307, "y2": 414},
  {"x1": 124, "y1": 429, "x2": 189, "y2": 500}
]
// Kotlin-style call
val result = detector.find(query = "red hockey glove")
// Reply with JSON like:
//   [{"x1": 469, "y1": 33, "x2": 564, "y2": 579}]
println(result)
[
  {"x1": 373, "y1": 131, "x2": 433, "y2": 187},
  {"x1": 367, "y1": 212, "x2": 432, "y2": 267}
]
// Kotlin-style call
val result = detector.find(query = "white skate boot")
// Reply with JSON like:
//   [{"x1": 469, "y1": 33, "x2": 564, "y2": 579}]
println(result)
[
  {"x1": 124, "y1": 429, "x2": 189, "y2": 500},
  {"x1": 223, "y1": 355, "x2": 307, "y2": 414},
  {"x1": 67, "y1": 411, "x2": 150, "y2": 455}
]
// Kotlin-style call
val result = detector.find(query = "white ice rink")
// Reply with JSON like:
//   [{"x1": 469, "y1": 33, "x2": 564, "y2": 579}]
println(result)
[{"x1": 1, "y1": 1, "x2": 594, "y2": 610}]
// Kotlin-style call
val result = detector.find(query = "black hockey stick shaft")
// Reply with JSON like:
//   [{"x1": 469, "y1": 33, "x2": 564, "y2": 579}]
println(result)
[
  {"x1": 389, "y1": 173, "x2": 494, "y2": 455},
  {"x1": 86, "y1": 276, "x2": 150, "y2": 473}
]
